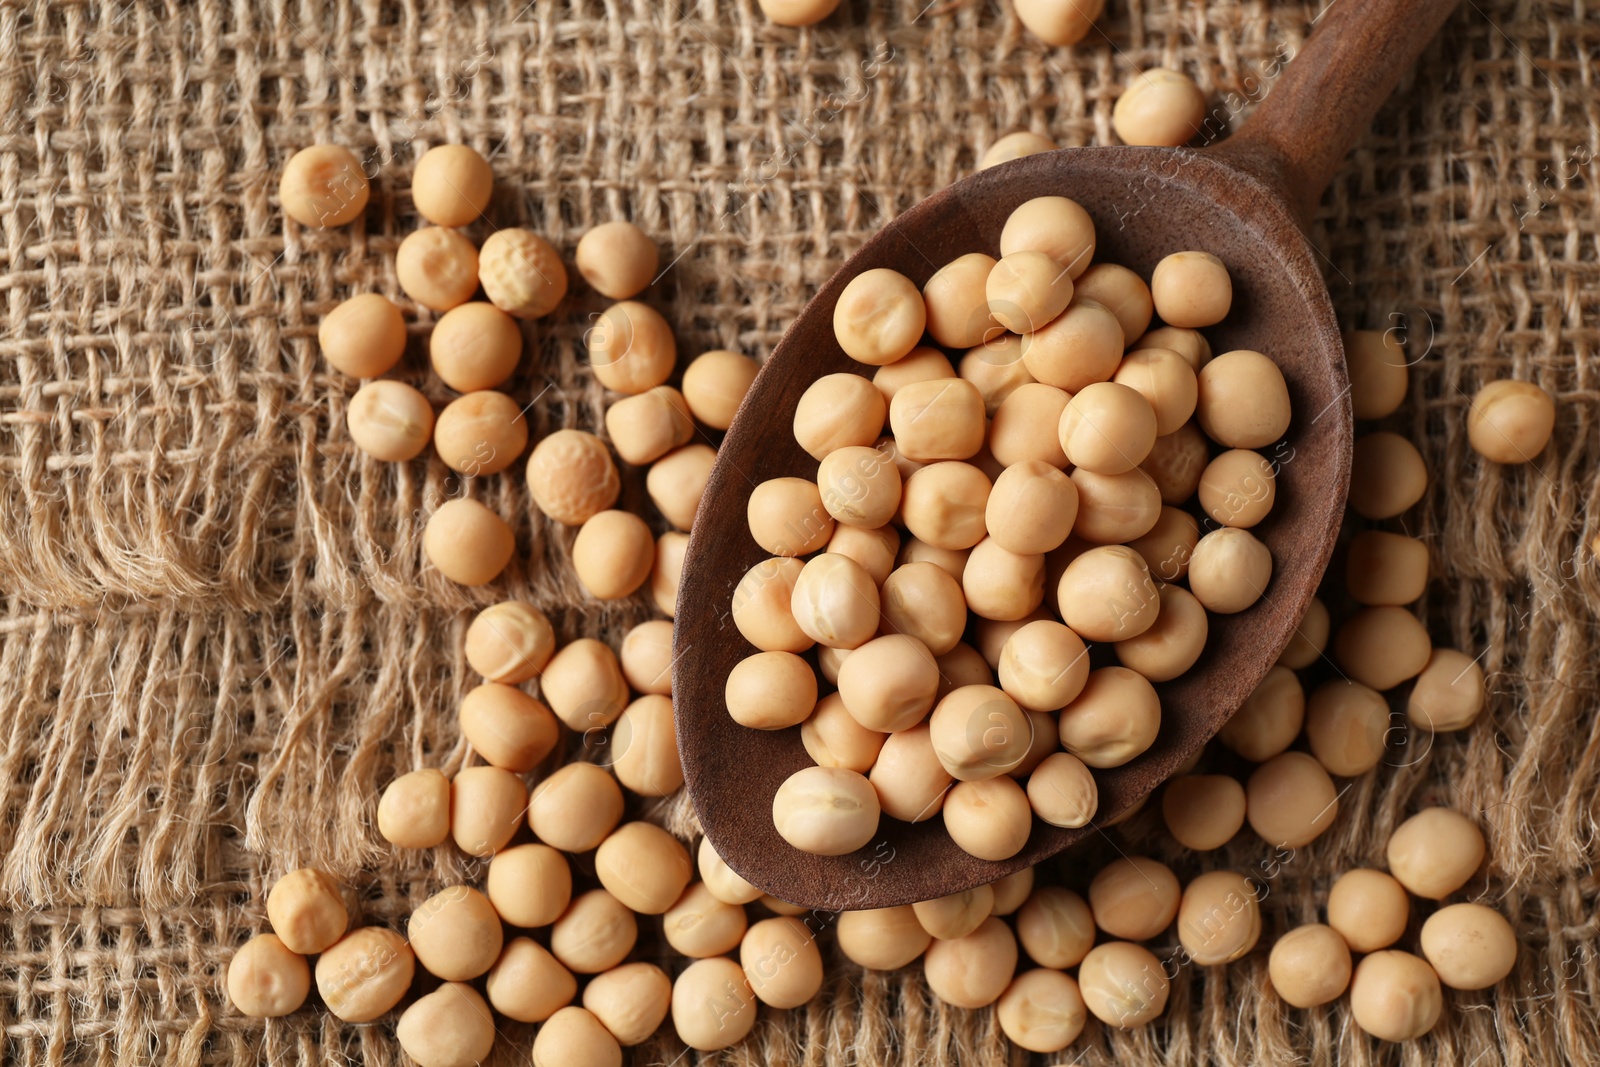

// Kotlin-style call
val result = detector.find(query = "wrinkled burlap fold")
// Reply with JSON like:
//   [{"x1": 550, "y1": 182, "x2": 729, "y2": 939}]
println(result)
[{"x1": 2, "y1": 0, "x2": 1598, "y2": 1063}]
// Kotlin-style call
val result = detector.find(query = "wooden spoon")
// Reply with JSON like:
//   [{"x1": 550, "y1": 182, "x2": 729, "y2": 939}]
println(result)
[{"x1": 675, "y1": 0, "x2": 1458, "y2": 912}]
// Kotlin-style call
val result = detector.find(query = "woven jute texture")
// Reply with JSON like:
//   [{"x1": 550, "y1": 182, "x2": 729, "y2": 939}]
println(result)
[{"x1": 2, "y1": 0, "x2": 1599, "y2": 1063}]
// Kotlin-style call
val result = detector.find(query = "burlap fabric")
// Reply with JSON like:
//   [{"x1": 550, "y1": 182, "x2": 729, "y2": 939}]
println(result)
[{"x1": 2, "y1": 0, "x2": 1597, "y2": 1063}]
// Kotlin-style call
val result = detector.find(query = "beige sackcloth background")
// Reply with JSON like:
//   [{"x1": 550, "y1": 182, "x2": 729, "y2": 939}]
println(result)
[{"x1": 2, "y1": 0, "x2": 1599, "y2": 1063}]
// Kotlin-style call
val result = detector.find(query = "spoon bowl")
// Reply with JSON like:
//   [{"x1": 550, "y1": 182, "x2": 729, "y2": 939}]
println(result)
[{"x1": 675, "y1": 0, "x2": 1459, "y2": 912}]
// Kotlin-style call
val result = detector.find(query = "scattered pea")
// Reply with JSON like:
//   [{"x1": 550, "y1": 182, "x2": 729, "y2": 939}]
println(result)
[
  {"x1": 1176, "y1": 870, "x2": 1261, "y2": 965},
  {"x1": 532, "y1": 1006, "x2": 622, "y2": 1067},
  {"x1": 1113, "y1": 69, "x2": 1207, "y2": 147},
  {"x1": 573, "y1": 509, "x2": 655, "y2": 600},
  {"x1": 1161, "y1": 775, "x2": 1245, "y2": 850},
  {"x1": 611, "y1": 694, "x2": 683, "y2": 797},
  {"x1": 1088, "y1": 856, "x2": 1180, "y2": 941},
  {"x1": 321, "y1": 293, "x2": 407, "y2": 378},
  {"x1": 426, "y1": 300, "x2": 523, "y2": 392},
  {"x1": 663, "y1": 882, "x2": 749, "y2": 959},
  {"x1": 1304, "y1": 679, "x2": 1388, "y2": 776},
  {"x1": 1015, "y1": 885, "x2": 1094, "y2": 968},
  {"x1": 1349, "y1": 951, "x2": 1442, "y2": 1042},
  {"x1": 479, "y1": 228, "x2": 567, "y2": 319},
  {"x1": 997, "y1": 968, "x2": 1087, "y2": 1052},
  {"x1": 594, "y1": 821, "x2": 693, "y2": 914},
  {"x1": 528, "y1": 762, "x2": 625, "y2": 853},
  {"x1": 378, "y1": 768, "x2": 452, "y2": 849},
  {"x1": 526, "y1": 428, "x2": 621, "y2": 525},
  {"x1": 453, "y1": 683, "x2": 559, "y2": 775},
  {"x1": 1245, "y1": 752, "x2": 1338, "y2": 848},
  {"x1": 540, "y1": 638, "x2": 629, "y2": 730},
  {"x1": 1278, "y1": 595, "x2": 1331, "y2": 669},
  {"x1": 606, "y1": 385, "x2": 695, "y2": 464},
  {"x1": 1218, "y1": 665, "x2": 1305, "y2": 761},
  {"x1": 652, "y1": 530, "x2": 688, "y2": 616},
  {"x1": 411, "y1": 144, "x2": 493, "y2": 227},
  {"x1": 682, "y1": 349, "x2": 758, "y2": 429},
  {"x1": 671, "y1": 957, "x2": 757, "y2": 1051},
  {"x1": 1077, "y1": 941, "x2": 1169, "y2": 1027},
  {"x1": 1345, "y1": 329, "x2": 1409, "y2": 419},
  {"x1": 741, "y1": 916, "x2": 824, "y2": 1008},
  {"x1": 1467, "y1": 379, "x2": 1555, "y2": 464},
  {"x1": 837, "y1": 905, "x2": 932, "y2": 970},
  {"x1": 1349, "y1": 431, "x2": 1428, "y2": 518},
  {"x1": 923, "y1": 916, "x2": 1018, "y2": 1008},
  {"x1": 911, "y1": 888, "x2": 991, "y2": 942},
  {"x1": 486, "y1": 937, "x2": 577, "y2": 1022},
  {"x1": 433, "y1": 390, "x2": 527, "y2": 474},
  {"x1": 315, "y1": 927, "x2": 414, "y2": 1022},
  {"x1": 1346, "y1": 529, "x2": 1428, "y2": 605},
  {"x1": 407, "y1": 885, "x2": 503, "y2": 981},
  {"x1": 226, "y1": 932, "x2": 310, "y2": 1018},
  {"x1": 980, "y1": 130, "x2": 1058, "y2": 169},
  {"x1": 1419, "y1": 902, "x2": 1517, "y2": 990},
  {"x1": 1333, "y1": 605, "x2": 1432, "y2": 690},
  {"x1": 588, "y1": 300, "x2": 677, "y2": 394},
  {"x1": 465, "y1": 601, "x2": 554, "y2": 684},
  {"x1": 279, "y1": 145, "x2": 369, "y2": 228},
  {"x1": 265, "y1": 868, "x2": 348, "y2": 955},
  {"x1": 698, "y1": 836, "x2": 764, "y2": 906},
  {"x1": 423, "y1": 498, "x2": 514, "y2": 585},
  {"x1": 1327, "y1": 868, "x2": 1410, "y2": 953},
  {"x1": 1386, "y1": 807, "x2": 1485, "y2": 899},
  {"x1": 582, "y1": 962, "x2": 673, "y2": 1045},
  {"x1": 395, "y1": 982, "x2": 497, "y2": 1067},
  {"x1": 347, "y1": 379, "x2": 434, "y2": 461},
  {"x1": 552, "y1": 889, "x2": 639, "y2": 974},
  {"x1": 1407, "y1": 647, "x2": 1486, "y2": 731},
  {"x1": 486, "y1": 843, "x2": 573, "y2": 928},
  {"x1": 397, "y1": 226, "x2": 480, "y2": 311},
  {"x1": 575, "y1": 220, "x2": 658, "y2": 300},
  {"x1": 450, "y1": 765, "x2": 527, "y2": 857},
  {"x1": 1267, "y1": 923, "x2": 1352, "y2": 1008}
]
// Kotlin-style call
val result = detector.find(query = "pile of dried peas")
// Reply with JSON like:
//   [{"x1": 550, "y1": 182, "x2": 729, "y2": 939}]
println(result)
[{"x1": 228, "y1": 112, "x2": 1554, "y2": 1061}]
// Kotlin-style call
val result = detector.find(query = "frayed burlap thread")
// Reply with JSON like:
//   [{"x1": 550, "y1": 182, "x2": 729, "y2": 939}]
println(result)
[{"x1": 2, "y1": 0, "x2": 1599, "y2": 1064}]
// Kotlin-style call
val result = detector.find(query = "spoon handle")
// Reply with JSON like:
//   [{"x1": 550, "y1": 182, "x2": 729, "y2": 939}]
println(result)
[{"x1": 1214, "y1": 0, "x2": 1460, "y2": 227}]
